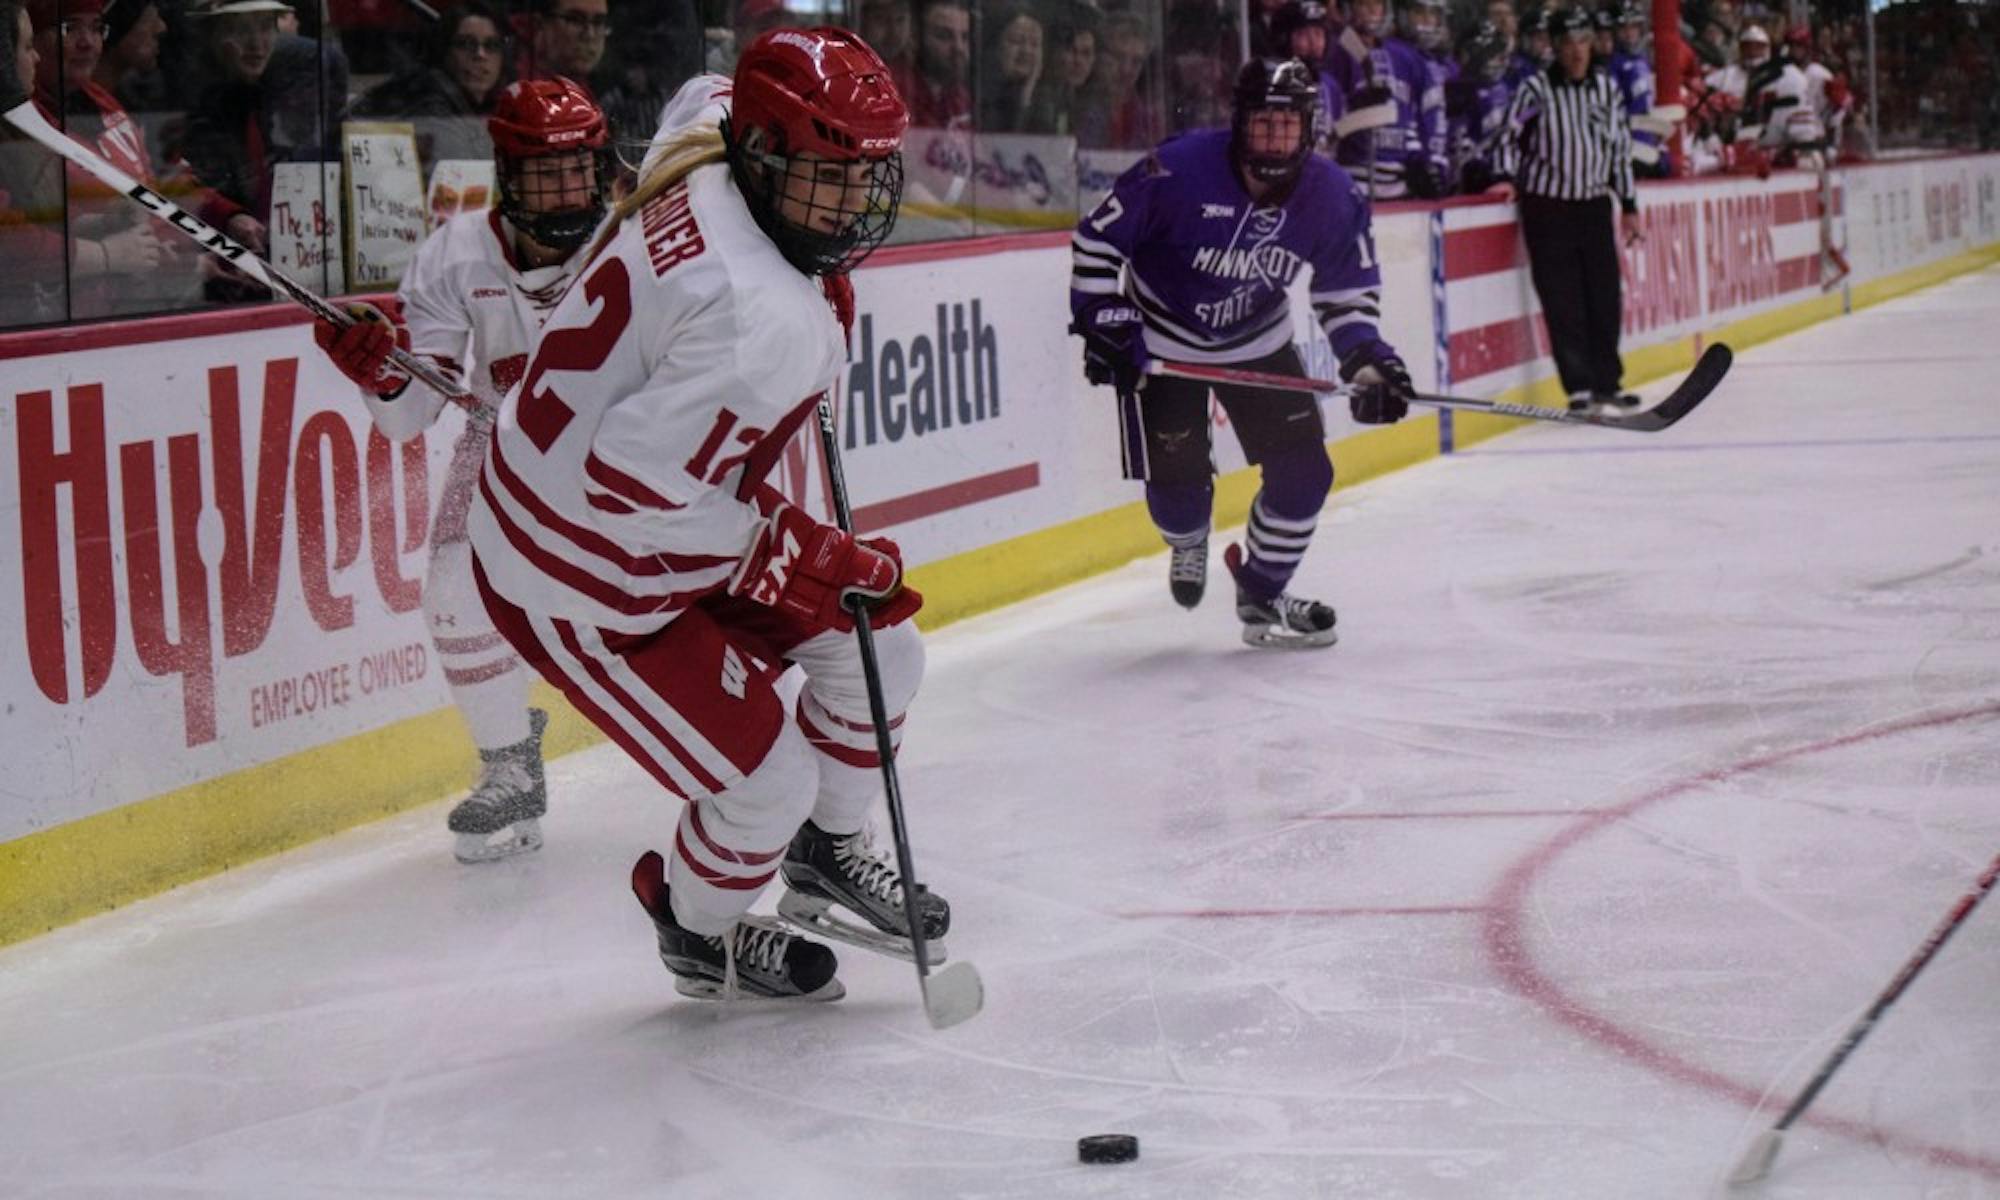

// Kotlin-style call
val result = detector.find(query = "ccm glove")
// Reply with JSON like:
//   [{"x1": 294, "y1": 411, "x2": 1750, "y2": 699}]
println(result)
[
  {"x1": 1342, "y1": 347, "x2": 1414, "y2": 425},
  {"x1": 313, "y1": 301, "x2": 412, "y2": 399},
  {"x1": 1071, "y1": 298, "x2": 1150, "y2": 393},
  {"x1": 729, "y1": 502, "x2": 924, "y2": 633}
]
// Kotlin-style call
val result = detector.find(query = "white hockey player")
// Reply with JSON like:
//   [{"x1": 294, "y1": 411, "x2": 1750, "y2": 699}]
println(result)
[
  {"x1": 465, "y1": 29, "x2": 942, "y2": 1002},
  {"x1": 311, "y1": 77, "x2": 610, "y2": 863}
]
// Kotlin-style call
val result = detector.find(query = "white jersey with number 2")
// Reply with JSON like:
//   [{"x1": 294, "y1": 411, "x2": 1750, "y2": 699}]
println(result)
[{"x1": 468, "y1": 76, "x2": 847, "y2": 634}]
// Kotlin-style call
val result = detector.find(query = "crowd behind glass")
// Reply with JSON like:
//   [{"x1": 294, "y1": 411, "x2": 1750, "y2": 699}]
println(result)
[{"x1": 1, "y1": 0, "x2": 1992, "y2": 329}]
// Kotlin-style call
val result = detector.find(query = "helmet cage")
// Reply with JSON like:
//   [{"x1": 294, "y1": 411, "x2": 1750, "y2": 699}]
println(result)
[
  {"x1": 496, "y1": 146, "x2": 612, "y2": 252},
  {"x1": 1230, "y1": 58, "x2": 1319, "y2": 191},
  {"x1": 1403, "y1": 0, "x2": 1448, "y2": 50},
  {"x1": 1348, "y1": 0, "x2": 1392, "y2": 40},
  {"x1": 725, "y1": 116, "x2": 904, "y2": 276},
  {"x1": 1464, "y1": 21, "x2": 1510, "y2": 81}
]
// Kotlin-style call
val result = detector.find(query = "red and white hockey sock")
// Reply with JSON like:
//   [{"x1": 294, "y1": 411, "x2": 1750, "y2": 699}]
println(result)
[{"x1": 795, "y1": 691, "x2": 903, "y2": 836}]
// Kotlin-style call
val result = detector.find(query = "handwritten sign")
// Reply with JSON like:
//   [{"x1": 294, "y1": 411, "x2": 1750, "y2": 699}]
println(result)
[
  {"x1": 341, "y1": 122, "x2": 429, "y2": 288},
  {"x1": 267, "y1": 161, "x2": 344, "y2": 295},
  {"x1": 426, "y1": 159, "x2": 495, "y2": 228}
]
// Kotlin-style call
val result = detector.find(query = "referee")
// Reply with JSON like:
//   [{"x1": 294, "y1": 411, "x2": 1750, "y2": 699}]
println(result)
[{"x1": 1486, "y1": 8, "x2": 1642, "y2": 411}]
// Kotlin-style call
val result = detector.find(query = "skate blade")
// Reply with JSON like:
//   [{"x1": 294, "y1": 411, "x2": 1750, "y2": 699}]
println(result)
[
  {"x1": 1240, "y1": 625, "x2": 1338, "y2": 650},
  {"x1": 453, "y1": 819, "x2": 543, "y2": 864},
  {"x1": 672, "y1": 975, "x2": 847, "y2": 1003},
  {"x1": 777, "y1": 891, "x2": 948, "y2": 965}
]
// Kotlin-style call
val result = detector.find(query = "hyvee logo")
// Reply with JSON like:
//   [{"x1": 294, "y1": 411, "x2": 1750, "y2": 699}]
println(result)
[
  {"x1": 842, "y1": 300, "x2": 1002, "y2": 448},
  {"x1": 16, "y1": 362, "x2": 432, "y2": 746}
]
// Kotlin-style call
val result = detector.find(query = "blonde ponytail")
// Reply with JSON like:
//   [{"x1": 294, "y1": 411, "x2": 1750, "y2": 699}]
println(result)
[{"x1": 612, "y1": 123, "x2": 728, "y2": 227}]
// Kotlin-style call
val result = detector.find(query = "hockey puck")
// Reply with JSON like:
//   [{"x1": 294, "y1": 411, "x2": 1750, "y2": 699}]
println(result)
[{"x1": 1077, "y1": 1134, "x2": 1139, "y2": 1164}]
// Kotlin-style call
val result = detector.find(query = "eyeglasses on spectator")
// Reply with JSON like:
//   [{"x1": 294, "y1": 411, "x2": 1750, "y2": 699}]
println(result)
[{"x1": 550, "y1": 10, "x2": 610, "y2": 34}]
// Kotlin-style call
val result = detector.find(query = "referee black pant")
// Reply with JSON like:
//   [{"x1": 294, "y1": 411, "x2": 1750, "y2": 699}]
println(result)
[{"x1": 1521, "y1": 193, "x2": 1624, "y2": 398}]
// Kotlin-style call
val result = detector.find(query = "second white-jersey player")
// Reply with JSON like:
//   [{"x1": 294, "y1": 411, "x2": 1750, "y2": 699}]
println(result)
[
  {"x1": 313, "y1": 77, "x2": 610, "y2": 864},
  {"x1": 467, "y1": 29, "x2": 941, "y2": 1003}
]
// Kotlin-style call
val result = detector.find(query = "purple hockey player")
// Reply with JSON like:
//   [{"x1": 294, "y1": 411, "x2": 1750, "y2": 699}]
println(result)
[
  {"x1": 1322, "y1": 0, "x2": 1448, "y2": 198},
  {"x1": 1069, "y1": 58, "x2": 1415, "y2": 649},
  {"x1": 1609, "y1": 4, "x2": 1666, "y2": 176},
  {"x1": 1448, "y1": 20, "x2": 1517, "y2": 193}
]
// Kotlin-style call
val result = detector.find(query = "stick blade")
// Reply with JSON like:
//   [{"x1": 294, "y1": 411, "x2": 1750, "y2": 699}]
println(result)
[
  {"x1": 1727, "y1": 1129, "x2": 1783, "y2": 1186},
  {"x1": 921, "y1": 961, "x2": 985, "y2": 1030},
  {"x1": 1604, "y1": 342, "x2": 1733, "y2": 432}
]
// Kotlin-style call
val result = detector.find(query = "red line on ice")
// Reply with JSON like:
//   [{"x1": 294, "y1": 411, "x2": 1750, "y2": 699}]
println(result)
[{"x1": 1481, "y1": 701, "x2": 2000, "y2": 1181}]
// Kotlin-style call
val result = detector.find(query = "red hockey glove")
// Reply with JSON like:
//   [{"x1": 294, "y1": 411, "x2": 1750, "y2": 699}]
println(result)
[
  {"x1": 313, "y1": 301, "x2": 411, "y2": 398},
  {"x1": 821, "y1": 272, "x2": 856, "y2": 342},
  {"x1": 729, "y1": 502, "x2": 923, "y2": 633}
]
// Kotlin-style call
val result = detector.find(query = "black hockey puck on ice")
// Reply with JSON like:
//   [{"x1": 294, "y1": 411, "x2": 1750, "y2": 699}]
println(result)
[{"x1": 1077, "y1": 1134, "x2": 1139, "y2": 1164}]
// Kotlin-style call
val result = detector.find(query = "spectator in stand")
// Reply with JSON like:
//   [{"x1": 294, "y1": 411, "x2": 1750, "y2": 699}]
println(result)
[
  {"x1": 0, "y1": 0, "x2": 70, "y2": 326},
  {"x1": 980, "y1": 4, "x2": 1060, "y2": 133},
  {"x1": 178, "y1": 0, "x2": 348, "y2": 302},
  {"x1": 1078, "y1": 10, "x2": 1159, "y2": 148},
  {"x1": 92, "y1": 0, "x2": 166, "y2": 113},
  {"x1": 354, "y1": 0, "x2": 510, "y2": 162},
  {"x1": 520, "y1": 0, "x2": 608, "y2": 93},
  {"x1": 591, "y1": 0, "x2": 701, "y2": 165},
  {"x1": 1249, "y1": 0, "x2": 1288, "y2": 58},
  {"x1": 859, "y1": 0, "x2": 916, "y2": 97},
  {"x1": 908, "y1": 0, "x2": 971, "y2": 127},
  {"x1": 1162, "y1": 0, "x2": 1235, "y2": 132},
  {"x1": 30, "y1": 0, "x2": 184, "y2": 316},
  {"x1": 1047, "y1": 0, "x2": 1100, "y2": 136}
]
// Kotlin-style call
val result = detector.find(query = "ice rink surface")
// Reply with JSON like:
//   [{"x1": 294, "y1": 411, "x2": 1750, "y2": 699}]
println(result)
[{"x1": 5, "y1": 269, "x2": 2000, "y2": 1200}]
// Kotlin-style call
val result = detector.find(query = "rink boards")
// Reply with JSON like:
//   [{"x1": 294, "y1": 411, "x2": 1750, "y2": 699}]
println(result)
[{"x1": 3, "y1": 152, "x2": 1998, "y2": 945}]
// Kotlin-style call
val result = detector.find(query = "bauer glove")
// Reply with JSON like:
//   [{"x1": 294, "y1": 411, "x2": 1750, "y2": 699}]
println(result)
[
  {"x1": 1071, "y1": 297, "x2": 1150, "y2": 393},
  {"x1": 1342, "y1": 345, "x2": 1413, "y2": 425}
]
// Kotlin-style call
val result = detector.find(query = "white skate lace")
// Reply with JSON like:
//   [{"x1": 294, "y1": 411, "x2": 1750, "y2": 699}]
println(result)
[
  {"x1": 1169, "y1": 544, "x2": 1206, "y2": 584},
  {"x1": 833, "y1": 834, "x2": 901, "y2": 905},
  {"x1": 713, "y1": 920, "x2": 789, "y2": 1000},
  {"x1": 468, "y1": 759, "x2": 533, "y2": 808}
]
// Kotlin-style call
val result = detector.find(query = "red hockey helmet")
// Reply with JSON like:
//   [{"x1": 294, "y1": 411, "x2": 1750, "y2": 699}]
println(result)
[
  {"x1": 488, "y1": 77, "x2": 611, "y2": 253},
  {"x1": 725, "y1": 27, "x2": 909, "y2": 275}
]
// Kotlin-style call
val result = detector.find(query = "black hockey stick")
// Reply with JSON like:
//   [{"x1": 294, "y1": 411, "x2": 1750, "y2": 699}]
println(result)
[
  {"x1": 1728, "y1": 849, "x2": 2000, "y2": 1184},
  {"x1": 1153, "y1": 341, "x2": 1733, "y2": 433},
  {"x1": 0, "y1": 55, "x2": 471, "y2": 408},
  {"x1": 812, "y1": 396, "x2": 984, "y2": 1030}
]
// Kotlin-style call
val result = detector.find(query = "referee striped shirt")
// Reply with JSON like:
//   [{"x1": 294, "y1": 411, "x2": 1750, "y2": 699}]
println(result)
[{"x1": 1494, "y1": 65, "x2": 1637, "y2": 211}]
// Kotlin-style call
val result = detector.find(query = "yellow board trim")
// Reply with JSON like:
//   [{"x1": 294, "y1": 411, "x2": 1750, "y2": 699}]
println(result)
[{"x1": 5, "y1": 246, "x2": 1997, "y2": 949}]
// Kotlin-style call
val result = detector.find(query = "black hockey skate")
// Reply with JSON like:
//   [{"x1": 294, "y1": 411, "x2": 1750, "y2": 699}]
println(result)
[
  {"x1": 1168, "y1": 536, "x2": 1208, "y2": 609},
  {"x1": 448, "y1": 708, "x2": 548, "y2": 863},
  {"x1": 1596, "y1": 390, "x2": 1641, "y2": 409},
  {"x1": 1224, "y1": 544, "x2": 1338, "y2": 650},
  {"x1": 777, "y1": 821, "x2": 951, "y2": 964},
  {"x1": 630, "y1": 850, "x2": 844, "y2": 1002}
]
